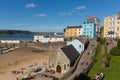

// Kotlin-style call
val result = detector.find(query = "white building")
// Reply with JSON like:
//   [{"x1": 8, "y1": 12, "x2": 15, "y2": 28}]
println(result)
[
  {"x1": 34, "y1": 34, "x2": 64, "y2": 43},
  {"x1": 67, "y1": 39, "x2": 85, "y2": 54},
  {"x1": 0, "y1": 39, "x2": 20, "y2": 44},
  {"x1": 34, "y1": 35, "x2": 45, "y2": 42}
]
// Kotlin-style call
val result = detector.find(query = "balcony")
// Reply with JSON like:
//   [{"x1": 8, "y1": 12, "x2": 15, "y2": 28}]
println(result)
[{"x1": 108, "y1": 31, "x2": 114, "y2": 34}]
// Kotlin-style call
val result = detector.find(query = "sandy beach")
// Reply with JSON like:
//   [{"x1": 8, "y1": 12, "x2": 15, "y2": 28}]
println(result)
[{"x1": 0, "y1": 47, "x2": 52, "y2": 80}]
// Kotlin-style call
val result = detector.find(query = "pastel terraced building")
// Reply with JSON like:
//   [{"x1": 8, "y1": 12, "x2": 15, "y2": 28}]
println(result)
[
  {"x1": 103, "y1": 12, "x2": 120, "y2": 38},
  {"x1": 82, "y1": 22, "x2": 96, "y2": 39},
  {"x1": 82, "y1": 16, "x2": 100, "y2": 39},
  {"x1": 64, "y1": 26, "x2": 82, "y2": 38},
  {"x1": 87, "y1": 16, "x2": 100, "y2": 36},
  {"x1": 115, "y1": 19, "x2": 120, "y2": 38},
  {"x1": 103, "y1": 16, "x2": 111, "y2": 38}
]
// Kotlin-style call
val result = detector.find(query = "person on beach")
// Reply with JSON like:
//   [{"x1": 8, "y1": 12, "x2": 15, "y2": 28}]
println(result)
[{"x1": 16, "y1": 77, "x2": 19, "y2": 80}]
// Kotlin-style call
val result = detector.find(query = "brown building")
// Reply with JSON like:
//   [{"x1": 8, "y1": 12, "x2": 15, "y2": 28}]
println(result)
[{"x1": 49, "y1": 45, "x2": 79, "y2": 74}]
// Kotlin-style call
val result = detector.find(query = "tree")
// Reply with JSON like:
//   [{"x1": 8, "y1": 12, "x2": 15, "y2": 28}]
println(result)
[
  {"x1": 100, "y1": 26, "x2": 104, "y2": 37},
  {"x1": 97, "y1": 37, "x2": 106, "y2": 44},
  {"x1": 100, "y1": 26, "x2": 104, "y2": 32}
]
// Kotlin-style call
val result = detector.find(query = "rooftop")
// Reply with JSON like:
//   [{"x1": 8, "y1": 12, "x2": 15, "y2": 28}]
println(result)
[
  {"x1": 61, "y1": 44, "x2": 79, "y2": 66},
  {"x1": 67, "y1": 26, "x2": 82, "y2": 28}
]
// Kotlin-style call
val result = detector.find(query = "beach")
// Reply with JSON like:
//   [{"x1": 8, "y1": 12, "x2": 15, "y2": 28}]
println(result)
[{"x1": 0, "y1": 47, "x2": 52, "y2": 80}]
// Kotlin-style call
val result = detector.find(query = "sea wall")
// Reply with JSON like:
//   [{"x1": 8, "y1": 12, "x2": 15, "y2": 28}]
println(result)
[{"x1": 0, "y1": 42, "x2": 66, "y2": 51}]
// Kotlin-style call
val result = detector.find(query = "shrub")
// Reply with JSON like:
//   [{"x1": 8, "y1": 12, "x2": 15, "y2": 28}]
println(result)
[
  {"x1": 117, "y1": 39, "x2": 120, "y2": 49},
  {"x1": 110, "y1": 47, "x2": 120, "y2": 56},
  {"x1": 105, "y1": 61, "x2": 110, "y2": 68},
  {"x1": 97, "y1": 37, "x2": 106, "y2": 44},
  {"x1": 97, "y1": 37, "x2": 101, "y2": 42}
]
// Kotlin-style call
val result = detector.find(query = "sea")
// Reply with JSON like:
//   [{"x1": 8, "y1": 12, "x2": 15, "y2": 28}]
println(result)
[
  {"x1": 0, "y1": 32, "x2": 63, "y2": 40},
  {"x1": 0, "y1": 34, "x2": 34, "y2": 40}
]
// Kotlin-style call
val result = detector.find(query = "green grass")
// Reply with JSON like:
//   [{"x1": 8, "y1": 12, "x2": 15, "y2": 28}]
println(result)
[
  {"x1": 88, "y1": 43, "x2": 120, "y2": 80},
  {"x1": 102, "y1": 56, "x2": 120, "y2": 80}
]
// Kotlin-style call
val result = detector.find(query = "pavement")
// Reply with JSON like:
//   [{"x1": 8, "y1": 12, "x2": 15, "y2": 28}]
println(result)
[{"x1": 66, "y1": 39, "x2": 98, "y2": 80}]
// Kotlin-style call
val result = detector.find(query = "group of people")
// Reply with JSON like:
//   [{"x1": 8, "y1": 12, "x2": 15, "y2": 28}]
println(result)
[{"x1": 95, "y1": 72, "x2": 104, "y2": 80}]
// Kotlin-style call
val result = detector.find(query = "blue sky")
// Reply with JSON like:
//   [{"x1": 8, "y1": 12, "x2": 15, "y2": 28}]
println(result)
[{"x1": 0, "y1": 0, "x2": 120, "y2": 32}]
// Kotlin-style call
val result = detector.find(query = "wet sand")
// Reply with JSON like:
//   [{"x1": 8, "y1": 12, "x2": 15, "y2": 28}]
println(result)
[{"x1": 0, "y1": 47, "x2": 52, "y2": 80}]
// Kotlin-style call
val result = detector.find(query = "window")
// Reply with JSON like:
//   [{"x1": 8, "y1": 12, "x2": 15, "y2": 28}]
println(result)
[
  {"x1": 118, "y1": 21, "x2": 120, "y2": 24},
  {"x1": 67, "y1": 32, "x2": 68, "y2": 34},
  {"x1": 90, "y1": 35, "x2": 92, "y2": 38},
  {"x1": 90, "y1": 31, "x2": 92, "y2": 33},
  {"x1": 52, "y1": 63, "x2": 54, "y2": 68},
  {"x1": 117, "y1": 27, "x2": 119, "y2": 31},
  {"x1": 67, "y1": 64, "x2": 69, "y2": 67},
  {"x1": 84, "y1": 28, "x2": 86, "y2": 30},
  {"x1": 70, "y1": 33, "x2": 72, "y2": 36},
  {"x1": 64, "y1": 64, "x2": 66, "y2": 70},
  {"x1": 79, "y1": 45, "x2": 81, "y2": 48}
]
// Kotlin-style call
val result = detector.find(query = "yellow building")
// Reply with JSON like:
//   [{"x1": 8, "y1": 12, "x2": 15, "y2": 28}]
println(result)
[
  {"x1": 64, "y1": 26, "x2": 82, "y2": 38},
  {"x1": 115, "y1": 20, "x2": 120, "y2": 38},
  {"x1": 103, "y1": 12, "x2": 120, "y2": 38},
  {"x1": 103, "y1": 16, "x2": 110, "y2": 37}
]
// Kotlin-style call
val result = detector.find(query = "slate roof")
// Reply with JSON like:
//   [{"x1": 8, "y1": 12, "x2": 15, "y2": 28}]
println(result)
[
  {"x1": 67, "y1": 26, "x2": 82, "y2": 28},
  {"x1": 61, "y1": 44, "x2": 79, "y2": 66}
]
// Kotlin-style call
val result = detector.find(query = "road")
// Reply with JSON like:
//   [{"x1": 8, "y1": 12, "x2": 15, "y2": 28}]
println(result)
[{"x1": 67, "y1": 39, "x2": 98, "y2": 80}]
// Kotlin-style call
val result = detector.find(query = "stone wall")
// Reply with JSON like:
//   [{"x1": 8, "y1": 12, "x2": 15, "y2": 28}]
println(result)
[
  {"x1": 0, "y1": 42, "x2": 66, "y2": 51},
  {"x1": 106, "y1": 39, "x2": 117, "y2": 53}
]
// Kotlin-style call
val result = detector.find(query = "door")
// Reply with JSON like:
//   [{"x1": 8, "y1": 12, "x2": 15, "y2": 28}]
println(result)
[{"x1": 56, "y1": 65, "x2": 61, "y2": 73}]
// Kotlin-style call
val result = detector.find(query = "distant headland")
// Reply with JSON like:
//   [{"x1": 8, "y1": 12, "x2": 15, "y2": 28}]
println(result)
[{"x1": 0, "y1": 30, "x2": 32, "y2": 35}]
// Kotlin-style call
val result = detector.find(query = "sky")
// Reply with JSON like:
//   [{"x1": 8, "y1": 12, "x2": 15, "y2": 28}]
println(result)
[{"x1": 0, "y1": 0, "x2": 120, "y2": 32}]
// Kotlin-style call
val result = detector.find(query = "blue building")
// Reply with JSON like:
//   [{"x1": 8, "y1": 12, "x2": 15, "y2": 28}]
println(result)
[
  {"x1": 82, "y1": 22, "x2": 96, "y2": 39},
  {"x1": 67, "y1": 39, "x2": 84, "y2": 54}
]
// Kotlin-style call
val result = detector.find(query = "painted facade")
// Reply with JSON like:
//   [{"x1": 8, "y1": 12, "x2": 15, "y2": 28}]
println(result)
[
  {"x1": 103, "y1": 16, "x2": 110, "y2": 37},
  {"x1": 103, "y1": 12, "x2": 120, "y2": 38},
  {"x1": 67, "y1": 39, "x2": 84, "y2": 54},
  {"x1": 115, "y1": 20, "x2": 120, "y2": 38},
  {"x1": 64, "y1": 26, "x2": 82, "y2": 38},
  {"x1": 87, "y1": 16, "x2": 100, "y2": 36},
  {"x1": 82, "y1": 22, "x2": 96, "y2": 39}
]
